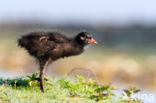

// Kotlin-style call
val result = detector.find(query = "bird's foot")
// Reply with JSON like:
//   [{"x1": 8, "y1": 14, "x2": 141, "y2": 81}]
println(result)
[{"x1": 35, "y1": 77, "x2": 48, "y2": 81}]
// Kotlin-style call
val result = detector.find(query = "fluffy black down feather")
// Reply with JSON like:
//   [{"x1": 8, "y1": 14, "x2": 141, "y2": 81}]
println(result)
[{"x1": 18, "y1": 32, "x2": 85, "y2": 61}]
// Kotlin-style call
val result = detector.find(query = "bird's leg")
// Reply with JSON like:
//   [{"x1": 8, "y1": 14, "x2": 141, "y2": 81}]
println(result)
[
  {"x1": 39, "y1": 60, "x2": 49, "y2": 92},
  {"x1": 42, "y1": 58, "x2": 51, "y2": 81},
  {"x1": 39, "y1": 63, "x2": 45, "y2": 92}
]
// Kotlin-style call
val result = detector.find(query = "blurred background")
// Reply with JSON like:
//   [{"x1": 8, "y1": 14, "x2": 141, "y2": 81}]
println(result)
[{"x1": 0, "y1": 0, "x2": 156, "y2": 90}]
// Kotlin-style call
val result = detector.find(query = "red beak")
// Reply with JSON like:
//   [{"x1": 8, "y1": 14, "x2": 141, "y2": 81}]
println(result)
[{"x1": 88, "y1": 38, "x2": 97, "y2": 44}]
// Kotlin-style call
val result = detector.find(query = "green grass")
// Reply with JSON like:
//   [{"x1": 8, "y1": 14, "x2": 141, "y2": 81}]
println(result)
[{"x1": 0, "y1": 74, "x2": 142, "y2": 103}]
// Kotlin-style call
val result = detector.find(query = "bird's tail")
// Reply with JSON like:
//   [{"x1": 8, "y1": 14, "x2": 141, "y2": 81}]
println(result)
[{"x1": 17, "y1": 36, "x2": 29, "y2": 48}]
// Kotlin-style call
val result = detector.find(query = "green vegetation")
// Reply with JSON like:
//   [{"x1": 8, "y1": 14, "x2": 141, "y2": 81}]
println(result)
[{"x1": 0, "y1": 74, "x2": 142, "y2": 103}]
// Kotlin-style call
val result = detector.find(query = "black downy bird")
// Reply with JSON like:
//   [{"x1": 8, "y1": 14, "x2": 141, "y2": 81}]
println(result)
[{"x1": 18, "y1": 31, "x2": 97, "y2": 92}]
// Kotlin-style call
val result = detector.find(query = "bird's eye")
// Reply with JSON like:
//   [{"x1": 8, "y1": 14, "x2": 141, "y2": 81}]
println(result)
[
  {"x1": 80, "y1": 36, "x2": 85, "y2": 40},
  {"x1": 87, "y1": 37, "x2": 92, "y2": 39}
]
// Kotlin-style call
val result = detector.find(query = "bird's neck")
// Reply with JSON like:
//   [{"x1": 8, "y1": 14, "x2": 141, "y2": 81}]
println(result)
[
  {"x1": 74, "y1": 39, "x2": 87, "y2": 47},
  {"x1": 65, "y1": 40, "x2": 85, "y2": 56}
]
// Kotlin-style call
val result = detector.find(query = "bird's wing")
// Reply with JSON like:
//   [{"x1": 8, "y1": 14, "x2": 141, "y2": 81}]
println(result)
[
  {"x1": 46, "y1": 32, "x2": 69, "y2": 43},
  {"x1": 36, "y1": 32, "x2": 68, "y2": 55},
  {"x1": 38, "y1": 32, "x2": 70, "y2": 44}
]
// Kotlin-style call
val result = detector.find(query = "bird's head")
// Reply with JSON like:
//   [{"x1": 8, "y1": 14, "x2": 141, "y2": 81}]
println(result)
[{"x1": 75, "y1": 31, "x2": 97, "y2": 45}]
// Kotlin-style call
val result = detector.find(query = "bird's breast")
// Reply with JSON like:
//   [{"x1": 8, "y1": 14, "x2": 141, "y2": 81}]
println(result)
[{"x1": 51, "y1": 43, "x2": 83, "y2": 59}]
